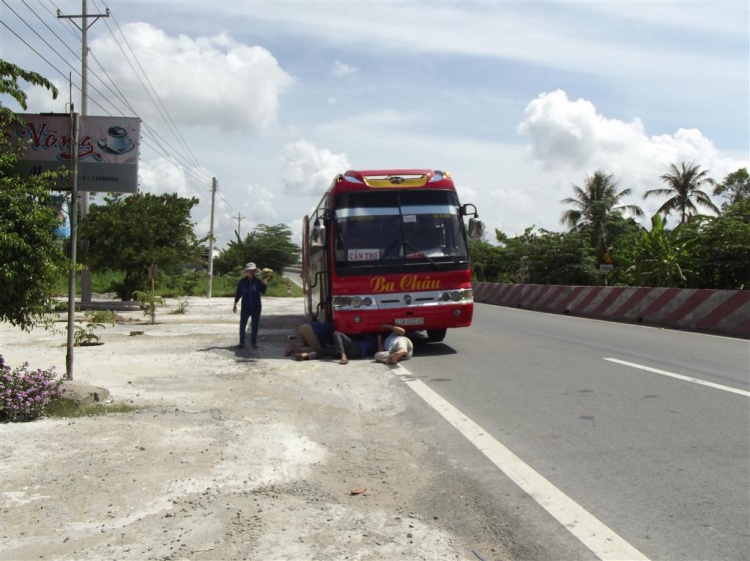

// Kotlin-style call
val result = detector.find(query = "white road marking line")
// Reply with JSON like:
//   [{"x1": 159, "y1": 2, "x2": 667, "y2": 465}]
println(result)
[
  {"x1": 393, "y1": 364, "x2": 650, "y2": 561},
  {"x1": 604, "y1": 358, "x2": 750, "y2": 397}
]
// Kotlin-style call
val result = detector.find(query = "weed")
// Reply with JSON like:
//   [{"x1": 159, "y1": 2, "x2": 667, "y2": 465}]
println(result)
[
  {"x1": 170, "y1": 298, "x2": 190, "y2": 315},
  {"x1": 44, "y1": 398, "x2": 138, "y2": 418},
  {"x1": 74, "y1": 310, "x2": 115, "y2": 346},
  {"x1": 134, "y1": 290, "x2": 166, "y2": 324}
]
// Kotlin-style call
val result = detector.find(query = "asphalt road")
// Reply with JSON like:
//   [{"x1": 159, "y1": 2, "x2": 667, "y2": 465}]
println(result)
[{"x1": 405, "y1": 303, "x2": 750, "y2": 561}]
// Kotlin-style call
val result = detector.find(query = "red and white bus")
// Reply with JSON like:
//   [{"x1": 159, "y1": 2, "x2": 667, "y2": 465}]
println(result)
[{"x1": 302, "y1": 169, "x2": 484, "y2": 342}]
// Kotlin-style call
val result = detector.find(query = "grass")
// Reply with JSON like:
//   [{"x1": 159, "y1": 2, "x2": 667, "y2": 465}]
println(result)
[
  {"x1": 55, "y1": 270, "x2": 303, "y2": 299},
  {"x1": 45, "y1": 398, "x2": 138, "y2": 418}
]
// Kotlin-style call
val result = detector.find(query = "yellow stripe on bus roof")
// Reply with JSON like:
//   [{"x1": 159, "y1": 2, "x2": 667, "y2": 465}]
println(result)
[{"x1": 363, "y1": 176, "x2": 429, "y2": 188}]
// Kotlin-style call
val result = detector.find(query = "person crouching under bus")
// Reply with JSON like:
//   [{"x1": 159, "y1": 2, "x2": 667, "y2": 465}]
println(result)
[
  {"x1": 375, "y1": 323, "x2": 414, "y2": 365},
  {"x1": 295, "y1": 331, "x2": 377, "y2": 365},
  {"x1": 284, "y1": 316, "x2": 334, "y2": 356}
]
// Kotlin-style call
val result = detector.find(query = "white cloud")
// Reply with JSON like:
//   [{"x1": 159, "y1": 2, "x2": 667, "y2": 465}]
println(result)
[
  {"x1": 89, "y1": 23, "x2": 293, "y2": 131},
  {"x1": 139, "y1": 157, "x2": 207, "y2": 200},
  {"x1": 517, "y1": 90, "x2": 747, "y2": 213},
  {"x1": 455, "y1": 184, "x2": 478, "y2": 202},
  {"x1": 331, "y1": 60, "x2": 359, "y2": 78},
  {"x1": 490, "y1": 187, "x2": 535, "y2": 213},
  {"x1": 22, "y1": 79, "x2": 66, "y2": 114},
  {"x1": 327, "y1": 97, "x2": 338, "y2": 106},
  {"x1": 287, "y1": 218, "x2": 304, "y2": 246},
  {"x1": 280, "y1": 139, "x2": 351, "y2": 195},
  {"x1": 242, "y1": 183, "x2": 277, "y2": 221},
  {"x1": 194, "y1": 3, "x2": 746, "y2": 85}
]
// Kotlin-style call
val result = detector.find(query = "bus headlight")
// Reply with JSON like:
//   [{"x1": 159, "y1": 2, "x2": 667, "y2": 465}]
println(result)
[
  {"x1": 332, "y1": 295, "x2": 377, "y2": 310},
  {"x1": 332, "y1": 296, "x2": 351, "y2": 308},
  {"x1": 439, "y1": 289, "x2": 473, "y2": 303}
]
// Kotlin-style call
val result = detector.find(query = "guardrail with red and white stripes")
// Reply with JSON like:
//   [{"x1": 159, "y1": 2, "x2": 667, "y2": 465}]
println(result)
[{"x1": 472, "y1": 283, "x2": 750, "y2": 338}]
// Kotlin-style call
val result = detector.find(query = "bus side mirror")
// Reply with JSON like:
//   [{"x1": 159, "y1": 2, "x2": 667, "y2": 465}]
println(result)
[
  {"x1": 460, "y1": 203, "x2": 478, "y2": 217},
  {"x1": 468, "y1": 218, "x2": 485, "y2": 239},
  {"x1": 312, "y1": 222, "x2": 326, "y2": 246}
]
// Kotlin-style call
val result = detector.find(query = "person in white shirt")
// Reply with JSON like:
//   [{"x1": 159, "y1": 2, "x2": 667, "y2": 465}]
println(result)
[{"x1": 375, "y1": 323, "x2": 414, "y2": 365}]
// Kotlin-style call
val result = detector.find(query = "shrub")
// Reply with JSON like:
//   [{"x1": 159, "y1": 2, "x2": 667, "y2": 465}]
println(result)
[
  {"x1": 74, "y1": 310, "x2": 115, "y2": 346},
  {"x1": 133, "y1": 290, "x2": 166, "y2": 324},
  {"x1": 0, "y1": 354, "x2": 65, "y2": 422}
]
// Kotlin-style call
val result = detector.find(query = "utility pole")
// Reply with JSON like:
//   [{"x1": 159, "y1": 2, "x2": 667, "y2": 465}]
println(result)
[
  {"x1": 65, "y1": 109, "x2": 80, "y2": 380},
  {"x1": 58, "y1": 1, "x2": 109, "y2": 304},
  {"x1": 233, "y1": 212, "x2": 246, "y2": 239},
  {"x1": 206, "y1": 177, "x2": 217, "y2": 298}
]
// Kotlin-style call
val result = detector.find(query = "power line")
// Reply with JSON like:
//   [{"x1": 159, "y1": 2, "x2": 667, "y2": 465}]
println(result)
[
  {"x1": 45, "y1": 0, "x2": 82, "y2": 41},
  {"x1": 91, "y1": 0, "x2": 203, "y2": 174},
  {"x1": 2, "y1": 15, "x2": 229, "y2": 205},
  {"x1": 10, "y1": 2, "x2": 214, "y2": 186},
  {"x1": 23, "y1": 0, "x2": 80, "y2": 61},
  {"x1": 2, "y1": 18, "x2": 210, "y2": 196},
  {"x1": 99, "y1": 0, "x2": 203, "y2": 171}
]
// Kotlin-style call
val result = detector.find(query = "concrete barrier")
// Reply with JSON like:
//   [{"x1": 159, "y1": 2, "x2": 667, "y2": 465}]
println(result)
[{"x1": 473, "y1": 283, "x2": 750, "y2": 339}]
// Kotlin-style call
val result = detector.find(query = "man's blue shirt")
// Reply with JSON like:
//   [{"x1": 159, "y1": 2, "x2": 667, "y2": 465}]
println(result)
[
  {"x1": 358, "y1": 334, "x2": 377, "y2": 357},
  {"x1": 234, "y1": 277, "x2": 266, "y2": 311},
  {"x1": 310, "y1": 321, "x2": 334, "y2": 347}
]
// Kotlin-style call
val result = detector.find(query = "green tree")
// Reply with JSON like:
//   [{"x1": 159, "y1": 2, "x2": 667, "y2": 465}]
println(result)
[
  {"x1": 713, "y1": 168, "x2": 749, "y2": 209},
  {"x1": 613, "y1": 214, "x2": 698, "y2": 287},
  {"x1": 1, "y1": 59, "x2": 58, "y2": 125},
  {"x1": 79, "y1": 193, "x2": 202, "y2": 300},
  {"x1": 644, "y1": 161, "x2": 719, "y2": 223},
  {"x1": 499, "y1": 227, "x2": 600, "y2": 286},
  {"x1": 560, "y1": 170, "x2": 643, "y2": 259},
  {"x1": 1, "y1": 60, "x2": 67, "y2": 330},
  {"x1": 468, "y1": 238, "x2": 504, "y2": 282},
  {"x1": 215, "y1": 224, "x2": 300, "y2": 274},
  {"x1": 689, "y1": 198, "x2": 750, "y2": 289}
]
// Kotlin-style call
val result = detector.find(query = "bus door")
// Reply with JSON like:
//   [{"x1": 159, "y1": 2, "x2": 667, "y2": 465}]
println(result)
[{"x1": 307, "y1": 211, "x2": 331, "y2": 322}]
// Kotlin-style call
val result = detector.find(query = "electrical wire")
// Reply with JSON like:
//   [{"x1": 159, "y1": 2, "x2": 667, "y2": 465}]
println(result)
[
  {"x1": 45, "y1": 0, "x2": 82, "y2": 41},
  {"x1": 91, "y1": 0, "x2": 203, "y2": 173},
  {"x1": 99, "y1": 0, "x2": 203, "y2": 172},
  {"x1": 12, "y1": 1, "x2": 215, "y2": 187},
  {"x1": 2, "y1": 18, "x2": 210, "y2": 195}
]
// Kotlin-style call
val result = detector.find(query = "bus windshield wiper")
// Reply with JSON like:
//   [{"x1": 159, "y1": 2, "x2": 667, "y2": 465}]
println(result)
[
  {"x1": 403, "y1": 240, "x2": 439, "y2": 268},
  {"x1": 379, "y1": 239, "x2": 402, "y2": 261}
]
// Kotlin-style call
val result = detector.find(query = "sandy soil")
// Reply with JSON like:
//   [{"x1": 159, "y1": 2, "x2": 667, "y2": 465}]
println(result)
[{"x1": 0, "y1": 297, "x2": 512, "y2": 561}]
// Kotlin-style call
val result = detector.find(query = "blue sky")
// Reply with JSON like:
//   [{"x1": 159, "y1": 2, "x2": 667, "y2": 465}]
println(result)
[{"x1": 2, "y1": 0, "x2": 748, "y2": 247}]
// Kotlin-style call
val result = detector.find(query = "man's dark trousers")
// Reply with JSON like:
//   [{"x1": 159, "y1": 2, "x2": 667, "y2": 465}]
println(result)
[{"x1": 240, "y1": 308, "x2": 261, "y2": 346}]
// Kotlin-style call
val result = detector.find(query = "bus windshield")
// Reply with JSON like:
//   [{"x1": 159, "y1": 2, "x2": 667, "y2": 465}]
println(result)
[{"x1": 333, "y1": 190, "x2": 468, "y2": 269}]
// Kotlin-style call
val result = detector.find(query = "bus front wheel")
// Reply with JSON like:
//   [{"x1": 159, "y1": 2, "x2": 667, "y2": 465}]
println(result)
[{"x1": 426, "y1": 328, "x2": 447, "y2": 342}]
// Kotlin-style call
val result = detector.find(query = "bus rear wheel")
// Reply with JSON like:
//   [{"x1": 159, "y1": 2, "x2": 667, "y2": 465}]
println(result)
[{"x1": 426, "y1": 328, "x2": 447, "y2": 342}]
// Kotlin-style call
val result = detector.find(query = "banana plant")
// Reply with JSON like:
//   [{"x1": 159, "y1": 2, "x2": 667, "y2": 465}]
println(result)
[{"x1": 613, "y1": 214, "x2": 698, "y2": 287}]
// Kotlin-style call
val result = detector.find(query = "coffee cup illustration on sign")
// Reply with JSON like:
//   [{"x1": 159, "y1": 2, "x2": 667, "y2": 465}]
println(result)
[{"x1": 98, "y1": 126, "x2": 135, "y2": 155}]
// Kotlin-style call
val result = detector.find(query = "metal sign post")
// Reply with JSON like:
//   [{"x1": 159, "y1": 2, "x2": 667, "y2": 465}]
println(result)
[{"x1": 148, "y1": 264, "x2": 158, "y2": 324}]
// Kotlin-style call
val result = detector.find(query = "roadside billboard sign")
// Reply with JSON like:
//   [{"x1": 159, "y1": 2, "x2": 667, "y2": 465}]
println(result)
[{"x1": 6, "y1": 113, "x2": 140, "y2": 193}]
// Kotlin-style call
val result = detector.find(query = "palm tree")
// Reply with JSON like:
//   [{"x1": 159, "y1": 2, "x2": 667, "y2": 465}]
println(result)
[
  {"x1": 560, "y1": 170, "x2": 644, "y2": 257},
  {"x1": 644, "y1": 161, "x2": 719, "y2": 223}
]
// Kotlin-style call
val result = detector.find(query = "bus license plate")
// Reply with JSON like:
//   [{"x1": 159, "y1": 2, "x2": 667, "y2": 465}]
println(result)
[{"x1": 395, "y1": 317, "x2": 424, "y2": 326}]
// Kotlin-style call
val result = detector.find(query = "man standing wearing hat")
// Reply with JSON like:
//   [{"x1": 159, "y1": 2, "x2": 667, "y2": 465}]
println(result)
[{"x1": 232, "y1": 262, "x2": 267, "y2": 349}]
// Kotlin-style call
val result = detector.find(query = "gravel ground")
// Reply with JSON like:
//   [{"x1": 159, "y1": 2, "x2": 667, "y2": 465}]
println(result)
[{"x1": 0, "y1": 296, "x2": 514, "y2": 561}]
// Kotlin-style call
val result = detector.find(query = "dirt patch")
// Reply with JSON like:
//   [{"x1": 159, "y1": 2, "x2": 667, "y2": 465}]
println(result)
[{"x1": 0, "y1": 297, "x2": 513, "y2": 560}]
